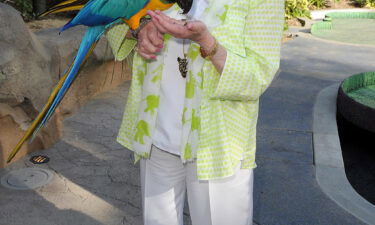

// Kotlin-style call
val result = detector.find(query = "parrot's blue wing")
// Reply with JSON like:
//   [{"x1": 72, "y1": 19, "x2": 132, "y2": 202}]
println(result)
[
  {"x1": 34, "y1": 26, "x2": 106, "y2": 137},
  {"x1": 7, "y1": 0, "x2": 152, "y2": 163},
  {"x1": 62, "y1": 0, "x2": 149, "y2": 31},
  {"x1": 34, "y1": 0, "x2": 150, "y2": 136}
]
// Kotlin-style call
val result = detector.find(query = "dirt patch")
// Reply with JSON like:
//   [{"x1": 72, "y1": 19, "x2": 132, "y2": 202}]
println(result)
[
  {"x1": 287, "y1": 18, "x2": 304, "y2": 27},
  {"x1": 27, "y1": 16, "x2": 70, "y2": 32},
  {"x1": 324, "y1": 0, "x2": 356, "y2": 9}
]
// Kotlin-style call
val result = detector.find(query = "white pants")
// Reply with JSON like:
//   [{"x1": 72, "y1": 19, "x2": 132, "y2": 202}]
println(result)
[{"x1": 140, "y1": 145, "x2": 254, "y2": 225}]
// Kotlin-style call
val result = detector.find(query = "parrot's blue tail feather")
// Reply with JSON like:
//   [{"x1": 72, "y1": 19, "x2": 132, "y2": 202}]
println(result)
[{"x1": 30, "y1": 26, "x2": 105, "y2": 141}]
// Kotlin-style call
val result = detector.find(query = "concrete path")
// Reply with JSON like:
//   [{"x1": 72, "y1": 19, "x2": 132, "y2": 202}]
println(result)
[
  {"x1": 0, "y1": 84, "x2": 145, "y2": 225},
  {"x1": 1, "y1": 31, "x2": 375, "y2": 225},
  {"x1": 313, "y1": 84, "x2": 375, "y2": 225},
  {"x1": 254, "y1": 34, "x2": 375, "y2": 224}
]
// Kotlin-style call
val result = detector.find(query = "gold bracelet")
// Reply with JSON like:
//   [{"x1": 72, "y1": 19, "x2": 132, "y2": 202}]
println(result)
[{"x1": 200, "y1": 38, "x2": 219, "y2": 60}]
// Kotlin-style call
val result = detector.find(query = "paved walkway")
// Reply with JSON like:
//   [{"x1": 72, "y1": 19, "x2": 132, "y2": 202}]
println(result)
[
  {"x1": 1, "y1": 31, "x2": 375, "y2": 225},
  {"x1": 255, "y1": 33, "x2": 375, "y2": 224}
]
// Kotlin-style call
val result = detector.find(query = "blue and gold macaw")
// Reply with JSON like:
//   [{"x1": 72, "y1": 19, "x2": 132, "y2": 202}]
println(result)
[{"x1": 7, "y1": 0, "x2": 193, "y2": 163}]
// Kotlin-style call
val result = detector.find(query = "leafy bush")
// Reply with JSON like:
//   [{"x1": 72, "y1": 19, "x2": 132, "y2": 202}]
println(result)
[
  {"x1": 352, "y1": 0, "x2": 375, "y2": 7},
  {"x1": 1, "y1": 0, "x2": 35, "y2": 20},
  {"x1": 285, "y1": 0, "x2": 311, "y2": 20},
  {"x1": 352, "y1": 0, "x2": 367, "y2": 6},
  {"x1": 366, "y1": 0, "x2": 375, "y2": 7},
  {"x1": 309, "y1": 0, "x2": 328, "y2": 8}
]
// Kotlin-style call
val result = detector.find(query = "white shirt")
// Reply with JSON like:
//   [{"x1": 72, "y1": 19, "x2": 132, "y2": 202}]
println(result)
[
  {"x1": 187, "y1": 0, "x2": 209, "y2": 20},
  {"x1": 152, "y1": 0, "x2": 208, "y2": 155}
]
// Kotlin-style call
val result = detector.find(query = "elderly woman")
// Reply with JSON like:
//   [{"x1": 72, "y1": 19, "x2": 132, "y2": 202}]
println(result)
[{"x1": 110, "y1": 0, "x2": 284, "y2": 224}]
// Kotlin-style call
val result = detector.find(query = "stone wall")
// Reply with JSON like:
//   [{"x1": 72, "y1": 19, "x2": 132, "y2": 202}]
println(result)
[{"x1": 0, "y1": 3, "x2": 131, "y2": 167}]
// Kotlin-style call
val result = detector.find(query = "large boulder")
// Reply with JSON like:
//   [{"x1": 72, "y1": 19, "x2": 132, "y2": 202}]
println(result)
[
  {"x1": 0, "y1": 3, "x2": 53, "y2": 166},
  {"x1": 0, "y1": 3, "x2": 53, "y2": 110},
  {"x1": 0, "y1": 3, "x2": 130, "y2": 167}
]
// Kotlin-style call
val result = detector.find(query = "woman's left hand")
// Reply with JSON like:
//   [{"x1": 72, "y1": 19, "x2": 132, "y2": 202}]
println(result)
[{"x1": 147, "y1": 10, "x2": 214, "y2": 46}]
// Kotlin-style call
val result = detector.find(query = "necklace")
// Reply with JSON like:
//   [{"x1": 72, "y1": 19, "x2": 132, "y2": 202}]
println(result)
[{"x1": 177, "y1": 38, "x2": 188, "y2": 78}]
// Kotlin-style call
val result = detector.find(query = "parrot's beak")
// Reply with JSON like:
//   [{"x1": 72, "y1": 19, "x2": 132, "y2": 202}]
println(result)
[{"x1": 176, "y1": 0, "x2": 193, "y2": 14}]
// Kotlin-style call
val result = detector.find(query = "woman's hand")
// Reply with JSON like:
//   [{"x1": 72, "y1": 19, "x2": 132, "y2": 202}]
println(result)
[
  {"x1": 147, "y1": 10, "x2": 215, "y2": 50},
  {"x1": 136, "y1": 20, "x2": 164, "y2": 60},
  {"x1": 147, "y1": 10, "x2": 227, "y2": 74}
]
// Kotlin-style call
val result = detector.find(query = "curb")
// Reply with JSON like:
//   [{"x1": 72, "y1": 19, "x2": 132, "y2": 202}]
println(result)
[
  {"x1": 311, "y1": 11, "x2": 375, "y2": 35},
  {"x1": 311, "y1": 9, "x2": 375, "y2": 20},
  {"x1": 313, "y1": 83, "x2": 375, "y2": 225}
]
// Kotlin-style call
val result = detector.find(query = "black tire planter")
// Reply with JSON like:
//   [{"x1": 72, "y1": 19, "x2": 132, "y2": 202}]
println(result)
[{"x1": 337, "y1": 72, "x2": 375, "y2": 133}]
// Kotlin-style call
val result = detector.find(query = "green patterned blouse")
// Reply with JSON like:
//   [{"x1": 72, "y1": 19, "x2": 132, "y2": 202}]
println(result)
[{"x1": 106, "y1": 0, "x2": 284, "y2": 180}]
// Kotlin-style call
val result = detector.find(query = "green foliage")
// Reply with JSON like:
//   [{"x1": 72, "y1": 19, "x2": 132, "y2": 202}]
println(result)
[
  {"x1": 366, "y1": 0, "x2": 375, "y2": 7},
  {"x1": 352, "y1": 0, "x2": 367, "y2": 6},
  {"x1": 352, "y1": 0, "x2": 375, "y2": 7},
  {"x1": 285, "y1": 0, "x2": 311, "y2": 20},
  {"x1": 15, "y1": 0, "x2": 33, "y2": 18},
  {"x1": 309, "y1": 0, "x2": 328, "y2": 8},
  {"x1": 1, "y1": 0, "x2": 35, "y2": 20},
  {"x1": 284, "y1": 0, "x2": 311, "y2": 30}
]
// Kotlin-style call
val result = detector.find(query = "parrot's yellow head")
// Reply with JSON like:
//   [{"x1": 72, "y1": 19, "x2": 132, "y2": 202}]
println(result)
[{"x1": 161, "y1": 0, "x2": 193, "y2": 14}]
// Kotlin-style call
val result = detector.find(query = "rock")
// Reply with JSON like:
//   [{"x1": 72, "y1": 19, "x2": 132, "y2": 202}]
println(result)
[
  {"x1": 0, "y1": 3, "x2": 52, "y2": 110},
  {"x1": 0, "y1": 2, "x2": 130, "y2": 167},
  {"x1": 36, "y1": 26, "x2": 114, "y2": 85},
  {"x1": 297, "y1": 17, "x2": 314, "y2": 28},
  {"x1": 0, "y1": 103, "x2": 31, "y2": 130}
]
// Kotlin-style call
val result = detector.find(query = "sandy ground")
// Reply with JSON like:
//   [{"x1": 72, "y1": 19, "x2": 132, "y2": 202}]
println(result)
[
  {"x1": 27, "y1": 16, "x2": 70, "y2": 31},
  {"x1": 324, "y1": 0, "x2": 357, "y2": 9}
]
